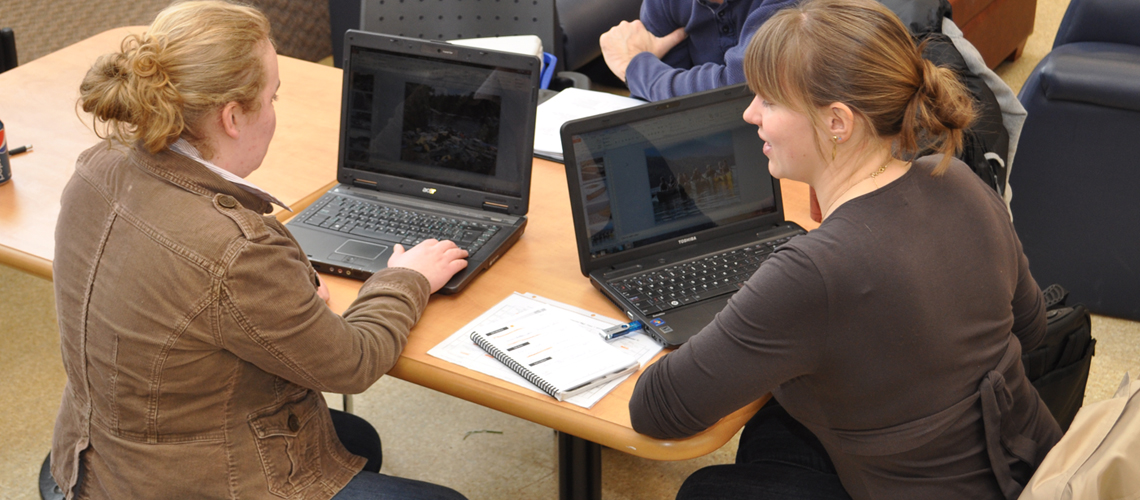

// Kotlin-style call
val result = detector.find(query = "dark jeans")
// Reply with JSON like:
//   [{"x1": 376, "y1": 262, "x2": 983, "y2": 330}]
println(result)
[
  {"x1": 332, "y1": 471, "x2": 467, "y2": 500},
  {"x1": 676, "y1": 400, "x2": 853, "y2": 500},
  {"x1": 330, "y1": 409, "x2": 467, "y2": 500}
]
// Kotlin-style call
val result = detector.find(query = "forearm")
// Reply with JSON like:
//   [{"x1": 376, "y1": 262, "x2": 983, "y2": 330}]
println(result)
[
  {"x1": 629, "y1": 254, "x2": 823, "y2": 438},
  {"x1": 626, "y1": 53, "x2": 736, "y2": 101},
  {"x1": 630, "y1": 350, "x2": 728, "y2": 438},
  {"x1": 225, "y1": 261, "x2": 431, "y2": 394}
]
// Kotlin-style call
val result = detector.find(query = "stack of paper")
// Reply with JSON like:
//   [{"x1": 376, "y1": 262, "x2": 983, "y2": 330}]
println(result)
[
  {"x1": 449, "y1": 35, "x2": 543, "y2": 59},
  {"x1": 533, "y1": 88, "x2": 644, "y2": 162}
]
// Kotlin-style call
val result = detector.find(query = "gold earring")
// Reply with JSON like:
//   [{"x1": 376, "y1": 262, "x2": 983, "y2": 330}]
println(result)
[{"x1": 831, "y1": 136, "x2": 839, "y2": 161}]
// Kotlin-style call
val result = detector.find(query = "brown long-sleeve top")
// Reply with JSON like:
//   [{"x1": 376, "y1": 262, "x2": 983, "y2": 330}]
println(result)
[{"x1": 630, "y1": 156, "x2": 1062, "y2": 500}]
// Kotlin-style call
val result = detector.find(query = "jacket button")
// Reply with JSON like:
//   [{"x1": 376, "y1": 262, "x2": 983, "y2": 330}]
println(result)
[
  {"x1": 217, "y1": 195, "x2": 237, "y2": 209},
  {"x1": 287, "y1": 413, "x2": 300, "y2": 432}
]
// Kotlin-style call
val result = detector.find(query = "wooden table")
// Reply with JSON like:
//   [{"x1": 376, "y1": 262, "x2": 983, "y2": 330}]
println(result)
[
  {"x1": 0, "y1": 26, "x2": 820, "y2": 500},
  {"x1": 310, "y1": 158, "x2": 819, "y2": 499}
]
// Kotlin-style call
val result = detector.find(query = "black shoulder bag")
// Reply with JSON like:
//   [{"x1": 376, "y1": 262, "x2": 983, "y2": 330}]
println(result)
[{"x1": 1021, "y1": 284, "x2": 1096, "y2": 431}]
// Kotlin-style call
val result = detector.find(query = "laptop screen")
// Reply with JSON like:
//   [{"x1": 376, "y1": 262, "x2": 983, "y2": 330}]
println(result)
[
  {"x1": 342, "y1": 44, "x2": 534, "y2": 198},
  {"x1": 567, "y1": 95, "x2": 777, "y2": 259}
]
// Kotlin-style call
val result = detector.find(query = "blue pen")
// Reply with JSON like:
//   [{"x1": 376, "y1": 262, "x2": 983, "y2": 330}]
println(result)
[{"x1": 600, "y1": 320, "x2": 644, "y2": 341}]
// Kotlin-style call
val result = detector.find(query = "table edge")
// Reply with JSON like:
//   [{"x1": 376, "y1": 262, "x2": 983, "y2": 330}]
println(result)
[
  {"x1": 388, "y1": 355, "x2": 766, "y2": 460},
  {"x1": 0, "y1": 245, "x2": 53, "y2": 280}
]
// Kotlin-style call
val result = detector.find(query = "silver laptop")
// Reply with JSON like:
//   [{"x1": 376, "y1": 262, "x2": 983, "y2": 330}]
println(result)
[
  {"x1": 562, "y1": 84, "x2": 806, "y2": 346},
  {"x1": 287, "y1": 30, "x2": 540, "y2": 294}
]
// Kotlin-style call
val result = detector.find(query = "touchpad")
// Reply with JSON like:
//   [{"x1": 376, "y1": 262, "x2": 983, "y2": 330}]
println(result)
[{"x1": 333, "y1": 240, "x2": 386, "y2": 260}]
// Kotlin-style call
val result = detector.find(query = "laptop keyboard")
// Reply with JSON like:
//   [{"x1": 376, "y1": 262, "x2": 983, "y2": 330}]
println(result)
[
  {"x1": 610, "y1": 236, "x2": 796, "y2": 316},
  {"x1": 300, "y1": 195, "x2": 500, "y2": 254}
]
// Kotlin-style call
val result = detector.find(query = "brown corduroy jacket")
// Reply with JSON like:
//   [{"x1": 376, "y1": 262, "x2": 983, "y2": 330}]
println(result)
[{"x1": 51, "y1": 141, "x2": 431, "y2": 499}]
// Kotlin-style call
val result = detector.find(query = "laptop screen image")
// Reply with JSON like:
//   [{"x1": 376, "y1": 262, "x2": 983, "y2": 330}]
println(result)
[
  {"x1": 565, "y1": 95, "x2": 777, "y2": 262},
  {"x1": 342, "y1": 43, "x2": 534, "y2": 199}
]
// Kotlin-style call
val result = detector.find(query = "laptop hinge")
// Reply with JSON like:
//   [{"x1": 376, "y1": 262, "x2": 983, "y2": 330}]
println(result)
[
  {"x1": 482, "y1": 201, "x2": 511, "y2": 214},
  {"x1": 351, "y1": 178, "x2": 378, "y2": 189}
]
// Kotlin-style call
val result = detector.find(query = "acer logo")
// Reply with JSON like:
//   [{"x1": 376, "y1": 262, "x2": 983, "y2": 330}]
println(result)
[
  {"x1": 422, "y1": 187, "x2": 437, "y2": 194},
  {"x1": 678, "y1": 236, "x2": 697, "y2": 244}
]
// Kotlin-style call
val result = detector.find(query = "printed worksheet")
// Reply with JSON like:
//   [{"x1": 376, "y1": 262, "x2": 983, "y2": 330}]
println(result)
[{"x1": 428, "y1": 292, "x2": 663, "y2": 408}]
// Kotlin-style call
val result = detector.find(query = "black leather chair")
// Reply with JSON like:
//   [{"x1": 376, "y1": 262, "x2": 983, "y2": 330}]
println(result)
[
  {"x1": 1, "y1": 27, "x2": 17, "y2": 73},
  {"x1": 39, "y1": 452, "x2": 62, "y2": 500},
  {"x1": 328, "y1": 0, "x2": 639, "y2": 76},
  {"x1": 1010, "y1": 0, "x2": 1140, "y2": 320}
]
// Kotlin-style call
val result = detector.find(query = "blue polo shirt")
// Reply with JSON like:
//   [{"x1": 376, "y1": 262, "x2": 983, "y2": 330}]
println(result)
[{"x1": 626, "y1": 0, "x2": 798, "y2": 101}]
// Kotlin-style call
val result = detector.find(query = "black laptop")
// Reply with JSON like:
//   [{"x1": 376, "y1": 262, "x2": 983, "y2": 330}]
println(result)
[
  {"x1": 287, "y1": 30, "x2": 540, "y2": 294},
  {"x1": 561, "y1": 84, "x2": 806, "y2": 346}
]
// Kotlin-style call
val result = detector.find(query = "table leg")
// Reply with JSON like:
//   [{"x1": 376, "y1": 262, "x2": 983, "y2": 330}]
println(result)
[{"x1": 557, "y1": 431, "x2": 601, "y2": 500}]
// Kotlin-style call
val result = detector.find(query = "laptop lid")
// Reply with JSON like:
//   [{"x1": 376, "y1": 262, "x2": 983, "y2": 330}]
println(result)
[
  {"x1": 561, "y1": 84, "x2": 786, "y2": 278},
  {"x1": 337, "y1": 30, "x2": 539, "y2": 215}
]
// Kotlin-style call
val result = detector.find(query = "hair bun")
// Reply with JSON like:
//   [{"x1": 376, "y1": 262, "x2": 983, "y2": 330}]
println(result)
[
  {"x1": 124, "y1": 35, "x2": 173, "y2": 86},
  {"x1": 917, "y1": 59, "x2": 940, "y2": 101},
  {"x1": 78, "y1": 0, "x2": 272, "y2": 155},
  {"x1": 99, "y1": 52, "x2": 130, "y2": 81},
  {"x1": 913, "y1": 58, "x2": 972, "y2": 132}
]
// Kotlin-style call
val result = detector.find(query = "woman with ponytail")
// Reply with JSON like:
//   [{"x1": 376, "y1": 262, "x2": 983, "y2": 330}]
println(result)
[
  {"x1": 53, "y1": 2, "x2": 467, "y2": 499},
  {"x1": 629, "y1": 0, "x2": 1060, "y2": 498}
]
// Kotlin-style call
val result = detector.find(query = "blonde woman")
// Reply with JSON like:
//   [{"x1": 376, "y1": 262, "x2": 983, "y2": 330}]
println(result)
[
  {"x1": 629, "y1": 0, "x2": 1061, "y2": 498},
  {"x1": 52, "y1": 2, "x2": 467, "y2": 498}
]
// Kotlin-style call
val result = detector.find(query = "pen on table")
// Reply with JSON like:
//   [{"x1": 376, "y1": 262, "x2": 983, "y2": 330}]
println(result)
[
  {"x1": 9, "y1": 144, "x2": 32, "y2": 155},
  {"x1": 600, "y1": 320, "x2": 643, "y2": 341}
]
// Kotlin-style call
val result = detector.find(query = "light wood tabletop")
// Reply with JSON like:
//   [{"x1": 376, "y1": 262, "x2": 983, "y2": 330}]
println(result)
[
  {"x1": 0, "y1": 26, "x2": 820, "y2": 462},
  {"x1": 317, "y1": 155, "x2": 818, "y2": 460}
]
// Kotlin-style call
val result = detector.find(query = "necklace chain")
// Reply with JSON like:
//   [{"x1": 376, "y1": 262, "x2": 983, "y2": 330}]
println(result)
[
  {"x1": 869, "y1": 155, "x2": 892, "y2": 179},
  {"x1": 822, "y1": 155, "x2": 895, "y2": 219}
]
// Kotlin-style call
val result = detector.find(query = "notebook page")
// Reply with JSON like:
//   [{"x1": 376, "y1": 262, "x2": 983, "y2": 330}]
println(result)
[
  {"x1": 428, "y1": 292, "x2": 663, "y2": 408},
  {"x1": 472, "y1": 306, "x2": 639, "y2": 395}
]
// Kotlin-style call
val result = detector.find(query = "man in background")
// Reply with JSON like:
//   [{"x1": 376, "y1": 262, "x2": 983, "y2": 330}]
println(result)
[{"x1": 600, "y1": 0, "x2": 796, "y2": 101}]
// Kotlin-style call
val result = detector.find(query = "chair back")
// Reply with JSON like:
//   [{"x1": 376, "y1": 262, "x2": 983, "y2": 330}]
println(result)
[
  {"x1": 1011, "y1": 0, "x2": 1140, "y2": 320},
  {"x1": 1053, "y1": 0, "x2": 1140, "y2": 48},
  {"x1": 361, "y1": 0, "x2": 560, "y2": 71}
]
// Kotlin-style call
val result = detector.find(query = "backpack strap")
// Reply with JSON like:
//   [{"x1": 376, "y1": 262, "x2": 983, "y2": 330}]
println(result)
[{"x1": 1041, "y1": 284, "x2": 1069, "y2": 309}]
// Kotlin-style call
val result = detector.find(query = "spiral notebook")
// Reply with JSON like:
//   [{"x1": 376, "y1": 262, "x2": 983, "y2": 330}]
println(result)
[{"x1": 468, "y1": 304, "x2": 641, "y2": 401}]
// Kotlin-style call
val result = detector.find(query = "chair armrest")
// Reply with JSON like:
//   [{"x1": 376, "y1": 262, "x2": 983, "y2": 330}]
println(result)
[{"x1": 1036, "y1": 43, "x2": 1140, "y2": 113}]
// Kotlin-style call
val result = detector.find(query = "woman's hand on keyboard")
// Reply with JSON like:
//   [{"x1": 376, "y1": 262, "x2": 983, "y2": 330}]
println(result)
[{"x1": 389, "y1": 239, "x2": 469, "y2": 293}]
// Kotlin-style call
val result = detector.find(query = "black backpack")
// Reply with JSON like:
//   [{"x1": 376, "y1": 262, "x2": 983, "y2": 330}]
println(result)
[
  {"x1": 1022, "y1": 285, "x2": 1096, "y2": 431},
  {"x1": 917, "y1": 32, "x2": 1010, "y2": 196},
  {"x1": 881, "y1": 0, "x2": 1011, "y2": 196}
]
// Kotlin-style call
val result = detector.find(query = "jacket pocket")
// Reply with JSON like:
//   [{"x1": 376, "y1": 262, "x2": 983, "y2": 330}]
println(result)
[{"x1": 248, "y1": 390, "x2": 326, "y2": 498}]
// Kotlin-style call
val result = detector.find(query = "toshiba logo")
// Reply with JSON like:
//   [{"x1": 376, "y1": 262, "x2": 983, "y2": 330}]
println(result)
[{"x1": 678, "y1": 236, "x2": 697, "y2": 244}]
